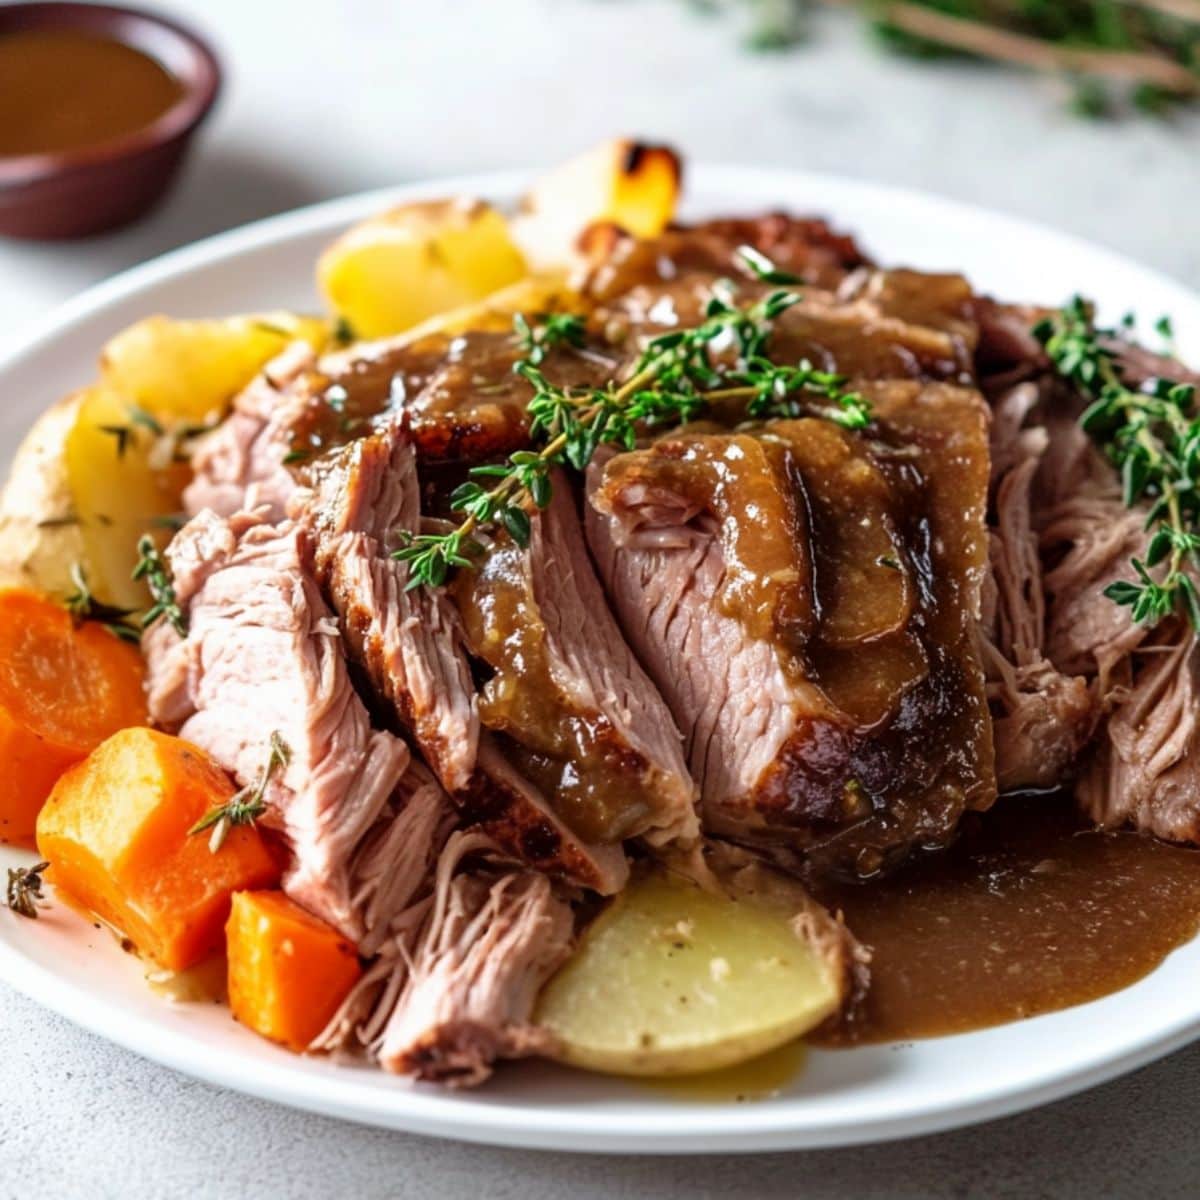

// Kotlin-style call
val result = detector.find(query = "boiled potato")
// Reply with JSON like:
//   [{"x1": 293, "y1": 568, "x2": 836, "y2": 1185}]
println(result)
[
  {"x1": 99, "y1": 311, "x2": 329, "y2": 421},
  {"x1": 391, "y1": 272, "x2": 582, "y2": 341},
  {"x1": 511, "y1": 139, "x2": 682, "y2": 270},
  {"x1": 0, "y1": 312, "x2": 330, "y2": 606},
  {"x1": 0, "y1": 394, "x2": 87, "y2": 597},
  {"x1": 534, "y1": 865, "x2": 845, "y2": 1077},
  {"x1": 65, "y1": 385, "x2": 185, "y2": 609},
  {"x1": 317, "y1": 199, "x2": 527, "y2": 340}
]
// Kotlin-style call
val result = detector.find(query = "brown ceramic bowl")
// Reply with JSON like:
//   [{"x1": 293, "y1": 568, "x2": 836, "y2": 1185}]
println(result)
[{"x1": 0, "y1": 3, "x2": 221, "y2": 240}]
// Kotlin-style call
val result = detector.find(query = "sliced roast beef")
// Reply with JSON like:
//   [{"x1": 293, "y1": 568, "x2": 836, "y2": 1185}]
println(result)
[
  {"x1": 184, "y1": 341, "x2": 315, "y2": 522},
  {"x1": 587, "y1": 381, "x2": 995, "y2": 878},
  {"x1": 451, "y1": 474, "x2": 698, "y2": 851},
  {"x1": 582, "y1": 215, "x2": 869, "y2": 299},
  {"x1": 309, "y1": 427, "x2": 479, "y2": 791},
  {"x1": 377, "y1": 830, "x2": 575, "y2": 1085},
  {"x1": 1077, "y1": 624, "x2": 1200, "y2": 844},
  {"x1": 302, "y1": 426, "x2": 690, "y2": 893},
  {"x1": 142, "y1": 507, "x2": 414, "y2": 937}
]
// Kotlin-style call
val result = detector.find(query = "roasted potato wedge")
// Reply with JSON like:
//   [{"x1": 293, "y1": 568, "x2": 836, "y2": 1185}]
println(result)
[
  {"x1": 0, "y1": 313, "x2": 330, "y2": 605},
  {"x1": 317, "y1": 199, "x2": 527, "y2": 340},
  {"x1": 99, "y1": 312, "x2": 330, "y2": 421},
  {"x1": 511, "y1": 138, "x2": 682, "y2": 270},
  {"x1": 535, "y1": 864, "x2": 847, "y2": 1077},
  {"x1": 0, "y1": 394, "x2": 87, "y2": 597}
]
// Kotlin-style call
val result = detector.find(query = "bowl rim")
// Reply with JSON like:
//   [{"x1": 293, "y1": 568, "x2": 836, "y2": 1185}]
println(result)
[{"x1": 0, "y1": 1, "x2": 221, "y2": 185}]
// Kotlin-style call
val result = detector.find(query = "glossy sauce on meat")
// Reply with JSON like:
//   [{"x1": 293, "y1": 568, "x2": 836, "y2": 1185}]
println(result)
[
  {"x1": 451, "y1": 537, "x2": 661, "y2": 844},
  {"x1": 812, "y1": 793, "x2": 1200, "y2": 1044},
  {"x1": 288, "y1": 330, "x2": 611, "y2": 466}
]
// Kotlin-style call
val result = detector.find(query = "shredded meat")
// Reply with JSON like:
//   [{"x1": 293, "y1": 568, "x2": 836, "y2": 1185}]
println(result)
[
  {"x1": 1078, "y1": 625, "x2": 1200, "y2": 843},
  {"x1": 143, "y1": 508, "x2": 415, "y2": 938},
  {"x1": 184, "y1": 342, "x2": 313, "y2": 522},
  {"x1": 376, "y1": 831, "x2": 575, "y2": 1086},
  {"x1": 982, "y1": 384, "x2": 1094, "y2": 791}
]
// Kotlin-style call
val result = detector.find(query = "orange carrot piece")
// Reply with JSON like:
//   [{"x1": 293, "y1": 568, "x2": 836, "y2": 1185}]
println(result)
[
  {"x1": 36, "y1": 727, "x2": 281, "y2": 971},
  {"x1": 0, "y1": 588, "x2": 148, "y2": 845},
  {"x1": 226, "y1": 890, "x2": 362, "y2": 1052}
]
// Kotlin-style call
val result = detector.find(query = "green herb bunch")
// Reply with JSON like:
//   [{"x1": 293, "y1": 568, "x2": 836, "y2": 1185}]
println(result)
[
  {"x1": 1034, "y1": 296, "x2": 1200, "y2": 629},
  {"x1": 394, "y1": 249, "x2": 870, "y2": 590}
]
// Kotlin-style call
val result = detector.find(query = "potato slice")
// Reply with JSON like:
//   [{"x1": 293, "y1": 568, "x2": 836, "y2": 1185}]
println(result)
[
  {"x1": 317, "y1": 199, "x2": 527, "y2": 340},
  {"x1": 99, "y1": 312, "x2": 329, "y2": 422},
  {"x1": 65, "y1": 385, "x2": 183, "y2": 609},
  {"x1": 511, "y1": 139, "x2": 682, "y2": 270},
  {"x1": 0, "y1": 394, "x2": 87, "y2": 597},
  {"x1": 535, "y1": 864, "x2": 846, "y2": 1077}
]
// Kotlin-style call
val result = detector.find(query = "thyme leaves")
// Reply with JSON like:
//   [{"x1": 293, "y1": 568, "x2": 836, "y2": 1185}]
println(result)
[
  {"x1": 6, "y1": 861, "x2": 49, "y2": 919},
  {"x1": 189, "y1": 732, "x2": 291, "y2": 853},
  {"x1": 396, "y1": 275, "x2": 870, "y2": 590},
  {"x1": 1034, "y1": 296, "x2": 1200, "y2": 629}
]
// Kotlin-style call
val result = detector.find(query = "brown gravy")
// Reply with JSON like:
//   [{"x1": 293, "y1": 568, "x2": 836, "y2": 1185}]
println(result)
[
  {"x1": 0, "y1": 31, "x2": 181, "y2": 158},
  {"x1": 812, "y1": 793, "x2": 1200, "y2": 1045}
]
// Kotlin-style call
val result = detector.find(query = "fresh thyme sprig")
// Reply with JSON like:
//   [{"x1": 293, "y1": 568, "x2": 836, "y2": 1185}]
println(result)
[
  {"x1": 132, "y1": 535, "x2": 188, "y2": 638},
  {"x1": 189, "y1": 731, "x2": 291, "y2": 853},
  {"x1": 65, "y1": 563, "x2": 140, "y2": 644},
  {"x1": 395, "y1": 269, "x2": 870, "y2": 590},
  {"x1": 1034, "y1": 296, "x2": 1200, "y2": 629},
  {"x1": 512, "y1": 312, "x2": 586, "y2": 365},
  {"x1": 6, "y1": 861, "x2": 48, "y2": 919}
]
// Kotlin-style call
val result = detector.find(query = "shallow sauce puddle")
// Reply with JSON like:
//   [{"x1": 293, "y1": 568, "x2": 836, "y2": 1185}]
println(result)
[{"x1": 812, "y1": 793, "x2": 1200, "y2": 1045}]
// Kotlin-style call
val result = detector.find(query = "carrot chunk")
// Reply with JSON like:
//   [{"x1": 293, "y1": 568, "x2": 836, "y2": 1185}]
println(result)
[
  {"x1": 0, "y1": 588, "x2": 147, "y2": 845},
  {"x1": 36, "y1": 727, "x2": 281, "y2": 971},
  {"x1": 226, "y1": 890, "x2": 362, "y2": 1052}
]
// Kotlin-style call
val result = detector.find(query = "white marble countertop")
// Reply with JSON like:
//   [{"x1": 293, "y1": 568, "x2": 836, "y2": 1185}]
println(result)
[{"x1": 2, "y1": 1, "x2": 1198, "y2": 1194}]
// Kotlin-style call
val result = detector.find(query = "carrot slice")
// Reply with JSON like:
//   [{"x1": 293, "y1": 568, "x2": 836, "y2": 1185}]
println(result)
[
  {"x1": 36, "y1": 727, "x2": 281, "y2": 971},
  {"x1": 0, "y1": 588, "x2": 147, "y2": 845},
  {"x1": 226, "y1": 890, "x2": 362, "y2": 1052}
]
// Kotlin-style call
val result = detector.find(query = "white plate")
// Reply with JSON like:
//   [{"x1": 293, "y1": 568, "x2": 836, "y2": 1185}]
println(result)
[{"x1": 2, "y1": 167, "x2": 1199, "y2": 1154}]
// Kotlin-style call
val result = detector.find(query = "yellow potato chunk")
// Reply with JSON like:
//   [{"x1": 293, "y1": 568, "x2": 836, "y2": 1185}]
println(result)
[
  {"x1": 535, "y1": 867, "x2": 843, "y2": 1077},
  {"x1": 512, "y1": 139, "x2": 682, "y2": 269},
  {"x1": 0, "y1": 395, "x2": 87, "y2": 597},
  {"x1": 317, "y1": 199, "x2": 527, "y2": 340},
  {"x1": 99, "y1": 312, "x2": 330, "y2": 422}
]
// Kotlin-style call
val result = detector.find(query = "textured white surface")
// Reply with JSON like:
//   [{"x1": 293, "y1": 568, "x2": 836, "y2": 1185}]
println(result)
[{"x1": 1, "y1": 0, "x2": 1198, "y2": 1192}]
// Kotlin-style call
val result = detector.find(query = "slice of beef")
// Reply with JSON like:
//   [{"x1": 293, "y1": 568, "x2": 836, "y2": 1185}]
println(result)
[
  {"x1": 302, "y1": 428, "x2": 639, "y2": 896},
  {"x1": 582, "y1": 215, "x2": 870, "y2": 298},
  {"x1": 184, "y1": 341, "x2": 315, "y2": 522},
  {"x1": 291, "y1": 328, "x2": 612, "y2": 467},
  {"x1": 980, "y1": 383, "x2": 1094, "y2": 791},
  {"x1": 376, "y1": 830, "x2": 575, "y2": 1086},
  {"x1": 451, "y1": 474, "x2": 698, "y2": 852},
  {"x1": 142, "y1": 507, "x2": 414, "y2": 938},
  {"x1": 587, "y1": 382, "x2": 995, "y2": 878},
  {"x1": 1077, "y1": 624, "x2": 1200, "y2": 844},
  {"x1": 589, "y1": 267, "x2": 979, "y2": 389},
  {"x1": 309, "y1": 427, "x2": 479, "y2": 791}
]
